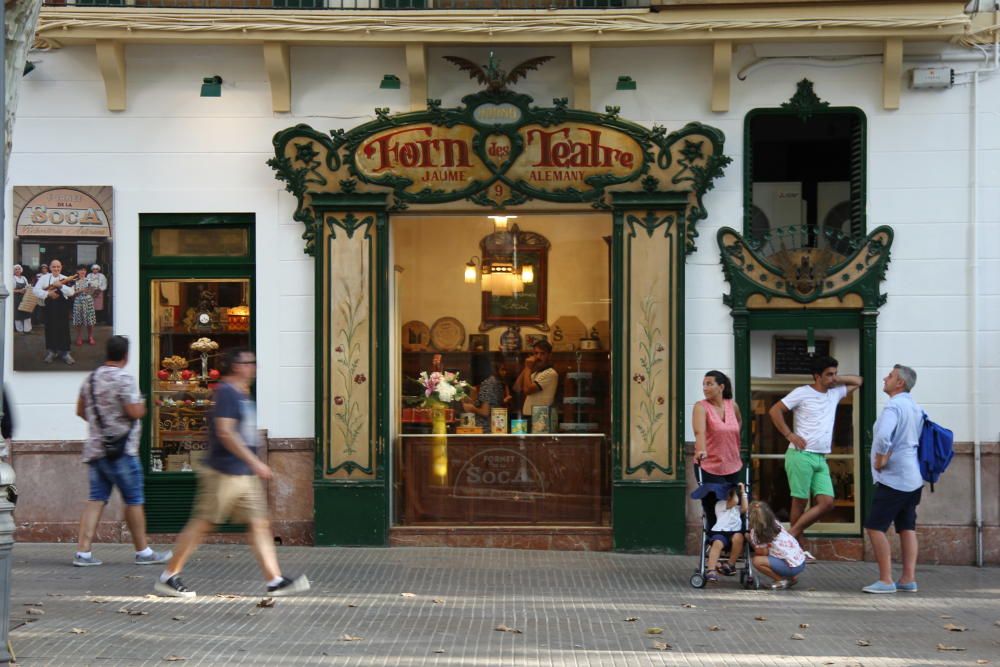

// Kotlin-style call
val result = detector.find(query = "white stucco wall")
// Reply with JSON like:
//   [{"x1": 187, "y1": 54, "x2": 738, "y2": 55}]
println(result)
[{"x1": 6, "y1": 41, "x2": 998, "y2": 445}]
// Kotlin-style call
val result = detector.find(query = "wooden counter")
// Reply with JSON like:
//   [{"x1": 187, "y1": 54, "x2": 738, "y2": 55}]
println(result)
[{"x1": 395, "y1": 434, "x2": 606, "y2": 525}]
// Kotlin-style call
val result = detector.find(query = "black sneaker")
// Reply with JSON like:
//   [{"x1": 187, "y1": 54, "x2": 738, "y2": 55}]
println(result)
[
  {"x1": 154, "y1": 575, "x2": 196, "y2": 598},
  {"x1": 267, "y1": 574, "x2": 310, "y2": 597}
]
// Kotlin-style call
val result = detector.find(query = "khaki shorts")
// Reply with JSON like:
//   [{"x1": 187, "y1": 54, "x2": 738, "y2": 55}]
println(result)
[{"x1": 192, "y1": 466, "x2": 268, "y2": 525}]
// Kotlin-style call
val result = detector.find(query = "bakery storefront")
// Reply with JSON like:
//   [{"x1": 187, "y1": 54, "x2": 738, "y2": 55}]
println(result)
[{"x1": 269, "y1": 81, "x2": 729, "y2": 551}]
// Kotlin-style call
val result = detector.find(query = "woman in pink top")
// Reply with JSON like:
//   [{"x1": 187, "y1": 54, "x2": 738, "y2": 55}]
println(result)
[{"x1": 692, "y1": 371, "x2": 744, "y2": 529}]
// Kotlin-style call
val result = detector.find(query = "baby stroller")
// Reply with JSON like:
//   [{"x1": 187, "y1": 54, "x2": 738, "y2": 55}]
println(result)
[{"x1": 689, "y1": 464, "x2": 759, "y2": 590}]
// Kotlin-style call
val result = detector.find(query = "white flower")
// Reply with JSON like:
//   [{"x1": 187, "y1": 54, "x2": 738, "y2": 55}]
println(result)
[{"x1": 436, "y1": 382, "x2": 457, "y2": 403}]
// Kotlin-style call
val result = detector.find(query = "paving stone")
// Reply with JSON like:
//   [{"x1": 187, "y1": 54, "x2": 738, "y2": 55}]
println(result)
[{"x1": 6, "y1": 543, "x2": 1000, "y2": 666}]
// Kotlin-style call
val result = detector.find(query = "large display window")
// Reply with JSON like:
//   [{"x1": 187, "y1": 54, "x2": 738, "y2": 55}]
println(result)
[
  {"x1": 139, "y1": 213, "x2": 254, "y2": 532},
  {"x1": 392, "y1": 214, "x2": 612, "y2": 526}
]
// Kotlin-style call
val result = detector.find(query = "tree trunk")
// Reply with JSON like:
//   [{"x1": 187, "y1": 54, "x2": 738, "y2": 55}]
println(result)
[{"x1": 5, "y1": 0, "x2": 44, "y2": 175}]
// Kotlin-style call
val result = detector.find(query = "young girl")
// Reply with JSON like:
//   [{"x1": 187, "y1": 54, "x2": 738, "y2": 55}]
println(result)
[
  {"x1": 748, "y1": 501, "x2": 806, "y2": 589},
  {"x1": 705, "y1": 482, "x2": 748, "y2": 583}
]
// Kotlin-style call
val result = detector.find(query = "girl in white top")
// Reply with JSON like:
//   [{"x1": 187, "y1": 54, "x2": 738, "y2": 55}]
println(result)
[
  {"x1": 705, "y1": 482, "x2": 748, "y2": 582},
  {"x1": 748, "y1": 501, "x2": 807, "y2": 590}
]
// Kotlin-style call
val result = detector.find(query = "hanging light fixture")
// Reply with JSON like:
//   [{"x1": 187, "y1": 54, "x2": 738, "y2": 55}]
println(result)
[
  {"x1": 488, "y1": 214, "x2": 516, "y2": 233},
  {"x1": 520, "y1": 264, "x2": 534, "y2": 284},
  {"x1": 464, "y1": 256, "x2": 480, "y2": 284}
]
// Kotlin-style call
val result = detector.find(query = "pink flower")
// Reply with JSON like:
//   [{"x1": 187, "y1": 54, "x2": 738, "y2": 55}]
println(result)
[
  {"x1": 335, "y1": 345, "x2": 344, "y2": 353},
  {"x1": 633, "y1": 373, "x2": 645, "y2": 384},
  {"x1": 656, "y1": 343, "x2": 665, "y2": 352},
  {"x1": 354, "y1": 373, "x2": 366, "y2": 384},
  {"x1": 444, "y1": 371, "x2": 456, "y2": 382},
  {"x1": 334, "y1": 396, "x2": 344, "y2": 406},
  {"x1": 657, "y1": 396, "x2": 665, "y2": 405}
]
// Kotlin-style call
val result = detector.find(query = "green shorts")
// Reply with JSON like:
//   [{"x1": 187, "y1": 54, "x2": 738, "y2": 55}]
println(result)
[{"x1": 784, "y1": 448, "x2": 835, "y2": 500}]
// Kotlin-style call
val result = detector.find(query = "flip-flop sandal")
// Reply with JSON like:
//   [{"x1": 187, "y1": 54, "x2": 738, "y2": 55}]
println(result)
[
  {"x1": 718, "y1": 563, "x2": 737, "y2": 576},
  {"x1": 706, "y1": 571, "x2": 719, "y2": 583},
  {"x1": 770, "y1": 580, "x2": 790, "y2": 590}
]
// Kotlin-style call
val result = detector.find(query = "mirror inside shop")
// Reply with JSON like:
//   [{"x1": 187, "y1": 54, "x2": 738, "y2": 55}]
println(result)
[
  {"x1": 150, "y1": 278, "x2": 251, "y2": 473},
  {"x1": 393, "y1": 214, "x2": 612, "y2": 526}
]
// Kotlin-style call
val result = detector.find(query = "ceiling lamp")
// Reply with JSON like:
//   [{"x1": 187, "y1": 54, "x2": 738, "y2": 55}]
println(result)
[{"x1": 488, "y1": 214, "x2": 516, "y2": 232}]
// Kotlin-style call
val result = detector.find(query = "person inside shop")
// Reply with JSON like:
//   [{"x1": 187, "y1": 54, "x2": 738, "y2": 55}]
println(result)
[
  {"x1": 514, "y1": 339, "x2": 558, "y2": 426},
  {"x1": 33, "y1": 258, "x2": 76, "y2": 365},
  {"x1": 73, "y1": 263, "x2": 100, "y2": 346},
  {"x1": 460, "y1": 353, "x2": 511, "y2": 429},
  {"x1": 90, "y1": 264, "x2": 109, "y2": 324},
  {"x1": 12, "y1": 264, "x2": 33, "y2": 334}
]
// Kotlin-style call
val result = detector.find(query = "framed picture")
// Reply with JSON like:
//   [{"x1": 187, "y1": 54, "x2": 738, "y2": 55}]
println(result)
[
  {"x1": 479, "y1": 226, "x2": 549, "y2": 331},
  {"x1": 468, "y1": 334, "x2": 490, "y2": 352},
  {"x1": 159, "y1": 305, "x2": 178, "y2": 331}
]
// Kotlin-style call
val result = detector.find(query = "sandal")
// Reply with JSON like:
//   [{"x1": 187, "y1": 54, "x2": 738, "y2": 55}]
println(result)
[
  {"x1": 88, "y1": 337, "x2": 96, "y2": 345},
  {"x1": 706, "y1": 571, "x2": 719, "y2": 584},
  {"x1": 718, "y1": 562, "x2": 737, "y2": 576},
  {"x1": 770, "y1": 580, "x2": 790, "y2": 590}
]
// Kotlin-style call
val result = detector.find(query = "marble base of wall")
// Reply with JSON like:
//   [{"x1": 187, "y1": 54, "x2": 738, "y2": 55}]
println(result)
[
  {"x1": 9, "y1": 437, "x2": 315, "y2": 545},
  {"x1": 390, "y1": 526, "x2": 613, "y2": 551}
]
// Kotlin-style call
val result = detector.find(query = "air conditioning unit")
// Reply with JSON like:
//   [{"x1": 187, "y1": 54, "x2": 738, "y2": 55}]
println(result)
[
  {"x1": 750, "y1": 182, "x2": 805, "y2": 247},
  {"x1": 817, "y1": 181, "x2": 851, "y2": 251}
]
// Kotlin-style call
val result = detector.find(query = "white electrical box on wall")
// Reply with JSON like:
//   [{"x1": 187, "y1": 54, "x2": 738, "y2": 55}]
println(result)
[{"x1": 910, "y1": 67, "x2": 955, "y2": 89}]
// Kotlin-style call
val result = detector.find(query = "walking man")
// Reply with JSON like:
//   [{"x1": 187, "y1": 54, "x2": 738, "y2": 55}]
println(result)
[
  {"x1": 768, "y1": 355, "x2": 862, "y2": 558},
  {"x1": 154, "y1": 348, "x2": 309, "y2": 598},
  {"x1": 74, "y1": 335, "x2": 171, "y2": 567},
  {"x1": 862, "y1": 364, "x2": 924, "y2": 594},
  {"x1": 33, "y1": 258, "x2": 75, "y2": 365}
]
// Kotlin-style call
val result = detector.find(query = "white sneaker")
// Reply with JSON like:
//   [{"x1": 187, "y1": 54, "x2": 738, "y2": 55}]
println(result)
[
  {"x1": 62, "y1": 353, "x2": 76, "y2": 365},
  {"x1": 803, "y1": 551, "x2": 818, "y2": 563},
  {"x1": 43, "y1": 351, "x2": 55, "y2": 363}
]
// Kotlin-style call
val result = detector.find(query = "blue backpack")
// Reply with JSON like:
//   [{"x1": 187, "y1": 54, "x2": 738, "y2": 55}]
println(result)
[{"x1": 918, "y1": 412, "x2": 954, "y2": 492}]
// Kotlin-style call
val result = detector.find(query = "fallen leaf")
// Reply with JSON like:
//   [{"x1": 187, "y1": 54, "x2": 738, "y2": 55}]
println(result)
[
  {"x1": 646, "y1": 627, "x2": 663, "y2": 635},
  {"x1": 347, "y1": 603, "x2": 358, "y2": 608},
  {"x1": 754, "y1": 616, "x2": 767, "y2": 622},
  {"x1": 171, "y1": 616, "x2": 186, "y2": 621},
  {"x1": 25, "y1": 608, "x2": 44, "y2": 616},
  {"x1": 807, "y1": 587, "x2": 816, "y2": 592},
  {"x1": 214, "y1": 594, "x2": 241, "y2": 599},
  {"x1": 70, "y1": 628, "x2": 87, "y2": 635},
  {"x1": 124, "y1": 575, "x2": 143, "y2": 580},
  {"x1": 799, "y1": 623, "x2": 810, "y2": 629},
  {"x1": 164, "y1": 656, "x2": 186, "y2": 662},
  {"x1": 400, "y1": 592, "x2": 416, "y2": 598},
  {"x1": 995, "y1": 620, "x2": 1000, "y2": 627},
  {"x1": 681, "y1": 603, "x2": 696, "y2": 608},
  {"x1": 651, "y1": 640, "x2": 672, "y2": 651},
  {"x1": 433, "y1": 649, "x2": 445, "y2": 654},
  {"x1": 940, "y1": 614, "x2": 954, "y2": 619},
  {"x1": 340, "y1": 634, "x2": 363, "y2": 642},
  {"x1": 246, "y1": 611, "x2": 258, "y2": 617},
  {"x1": 976, "y1": 661, "x2": 990, "y2": 665},
  {"x1": 23, "y1": 602, "x2": 43, "y2": 607},
  {"x1": 624, "y1": 617, "x2": 638, "y2": 622},
  {"x1": 47, "y1": 593, "x2": 64, "y2": 597},
  {"x1": 943, "y1": 623, "x2": 967, "y2": 632},
  {"x1": 937, "y1": 644, "x2": 966, "y2": 652},
  {"x1": 89, "y1": 598, "x2": 109, "y2": 604},
  {"x1": 856, "y1": 639, "x2": 871, "y2": 647},
  {"x1": 495, "y1": 624, "x2": 523, "y2": 634},
  {"x1": 432, "y1": 598, "x2": 445, "y2": 604},
  {"x1": 708, "y1": 625, "x2": 721, "y2": 631},
  {"x1": 118, "y1": 608, "x2": 148, "y2": 616},
  {"x1": 257, "y1": 598, "x2": 275, "y2": 608},
  {"x1": 144, "y1": 594, "x2": 159, "y2": 600},
  {"x1": 790, "y1": 633, "x2": 806, "y2": 640}
]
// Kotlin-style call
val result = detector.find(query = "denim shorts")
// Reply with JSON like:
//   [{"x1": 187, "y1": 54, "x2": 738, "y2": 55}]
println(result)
[
  {"x1": 88, "y1": 454, "x2": 145, "y2": 505},
  {"x1": 768, "y1": 555, "x2": 806, "y2": 578}
]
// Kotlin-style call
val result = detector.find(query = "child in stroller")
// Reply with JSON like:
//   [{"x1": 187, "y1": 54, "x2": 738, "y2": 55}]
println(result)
[{"x1": 690, "y1": 467, "x2": 755, "y2": 588}]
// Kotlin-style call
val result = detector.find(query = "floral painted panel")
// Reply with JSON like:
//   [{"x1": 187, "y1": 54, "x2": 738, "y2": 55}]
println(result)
[
  {"x1": 325, "y1": 213, "x2": 374, "y2": 478},
  {"x1": 625, "y1": 211, "x2": 681, "y2": 480}
]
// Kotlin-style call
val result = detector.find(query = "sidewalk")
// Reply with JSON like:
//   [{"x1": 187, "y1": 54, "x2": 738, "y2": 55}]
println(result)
[{"x1": 7, "y1": 543, "x2": 999, "y2": 666}]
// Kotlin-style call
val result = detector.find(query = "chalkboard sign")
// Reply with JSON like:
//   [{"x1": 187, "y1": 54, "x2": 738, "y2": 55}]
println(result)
[{"x1": 774, "y1": 337, "x2": 832, "y2": 376}]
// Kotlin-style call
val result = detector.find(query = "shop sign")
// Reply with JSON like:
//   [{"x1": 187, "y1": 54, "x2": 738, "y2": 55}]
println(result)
[
  {"x1": 15, "y1": 187, "x2": 111, "y2": 237},
  {"x1": 353, "y1": 121, "x2": 643, "y2": 197}
]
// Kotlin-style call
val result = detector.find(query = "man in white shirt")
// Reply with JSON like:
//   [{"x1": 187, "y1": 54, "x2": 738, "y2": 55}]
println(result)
[
  {"x1": 768, "y1": 355, "x2": 862, "y2": 555},
  {"x1": 515, "y1": 340, "x2": 558, "y2": 425},
  {"x1": 32, "y1": 258, "x2": 76, "y2": 365}
]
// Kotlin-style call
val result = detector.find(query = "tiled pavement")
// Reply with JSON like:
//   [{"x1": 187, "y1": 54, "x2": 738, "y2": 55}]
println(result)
[{"x1": 6, "y1": 543, "x2": 999, "y2": 666}]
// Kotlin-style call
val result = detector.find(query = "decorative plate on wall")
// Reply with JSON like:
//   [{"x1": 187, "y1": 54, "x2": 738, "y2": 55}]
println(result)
[
  {"x1": 430, "y1": 317, "x2": 466, "y2": 352},
  {"x1": 401, "y1": 320, "x2": 431, "y2": 352}
]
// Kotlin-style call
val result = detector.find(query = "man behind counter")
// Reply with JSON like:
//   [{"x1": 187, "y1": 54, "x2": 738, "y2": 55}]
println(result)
[{"x1": 514, "y1": 340, "x2": 558, "y2": 422}]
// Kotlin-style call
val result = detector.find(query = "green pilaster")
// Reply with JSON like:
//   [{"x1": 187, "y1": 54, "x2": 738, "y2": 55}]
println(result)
[
  {"x1": 732, "y1": 310, "x2": 751, "y2": 459},
  {"x1": 859, "y1": 310, "x2": 879, "y2": 521}
]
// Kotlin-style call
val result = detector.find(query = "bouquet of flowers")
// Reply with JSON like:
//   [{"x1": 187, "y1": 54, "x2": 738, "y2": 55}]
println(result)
[{"x1": 417, "y1": 370, "x2": 470, "y2": 405}]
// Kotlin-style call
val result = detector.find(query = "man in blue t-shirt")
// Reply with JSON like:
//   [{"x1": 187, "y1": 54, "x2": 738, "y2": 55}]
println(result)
[{"x1": 154, "y1": 348, "x2": 309, "y2": 599}]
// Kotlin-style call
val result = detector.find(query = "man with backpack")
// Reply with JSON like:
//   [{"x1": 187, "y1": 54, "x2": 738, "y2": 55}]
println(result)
[
  {"x1": 74, "y1": 335, "x2": 172, "y2": 567},
  {"x1": 862, "y1": 364, "x2": 924, "y2": 594}
]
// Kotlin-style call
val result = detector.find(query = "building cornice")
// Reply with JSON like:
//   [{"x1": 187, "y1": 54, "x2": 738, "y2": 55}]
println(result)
[{"x1": 36, "y1": 4, "x2": 977, "y2": 49}]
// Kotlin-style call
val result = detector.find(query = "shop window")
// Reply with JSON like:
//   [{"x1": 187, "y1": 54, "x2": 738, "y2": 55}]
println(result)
[{"x1": 392, "y1": 214, "x2": 611, "y2": 526}]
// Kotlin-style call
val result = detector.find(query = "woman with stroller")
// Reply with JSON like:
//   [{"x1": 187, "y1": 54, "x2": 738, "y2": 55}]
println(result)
[{"x1": 692, "y1": 371, "x2": 743, "y2": 529}]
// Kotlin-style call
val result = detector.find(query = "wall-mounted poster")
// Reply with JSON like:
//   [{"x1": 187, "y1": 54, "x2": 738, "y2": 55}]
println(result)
[{"x1": 12, "y1": 186, "x2": 114, "y2": 371}]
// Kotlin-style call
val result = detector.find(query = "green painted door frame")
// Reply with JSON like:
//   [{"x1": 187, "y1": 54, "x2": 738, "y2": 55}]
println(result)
[{"x1": 731, "y1": 309, "x2": 878, "y2": 532}]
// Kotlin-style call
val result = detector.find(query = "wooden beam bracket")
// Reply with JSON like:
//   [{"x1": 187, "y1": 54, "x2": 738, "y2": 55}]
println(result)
[
  {"x1": 883, "y1": 37, "x2": 903, "y2": 110},
  {"x1": 95, "y1": 40, "x2": 126, "y2": 112},
  {"x1": 711, "y1": 40, "x2": 732, "y2": 113},
  {"x1": 405, "y1": 43, "x2": 427, "y2": 112},
  {"x1": 571, "y1": 43, "x2": 591, "y2": 111},
  {"x1": 263, "y1": 42, "x2": 291, "y2": 113}
]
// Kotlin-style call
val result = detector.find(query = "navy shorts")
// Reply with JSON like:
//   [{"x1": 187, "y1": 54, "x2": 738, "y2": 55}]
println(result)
[
  {"x1": 709, "y1": 532, "x2": 738, "y2": 550},
  {"x1": 864, "y1": 483, "x2": 922, "y2": 533},
  {"x1": 88, "y1": 454, "x2": 145, "y2": 506}
]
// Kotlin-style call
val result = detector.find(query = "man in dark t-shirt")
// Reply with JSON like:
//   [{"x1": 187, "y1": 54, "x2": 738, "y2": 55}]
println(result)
[{"x1": 154, "y1": 348, "x2": 309, "y2": 599}]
